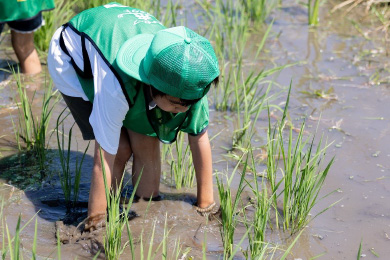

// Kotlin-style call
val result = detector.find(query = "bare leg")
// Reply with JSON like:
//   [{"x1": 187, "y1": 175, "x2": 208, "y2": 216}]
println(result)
[
  {"x1": 11, "y1": 30, "x2": 41, "y2": 75},
  {"x1": 127, "y1": 129, "x2": 161, "y2": 199}
]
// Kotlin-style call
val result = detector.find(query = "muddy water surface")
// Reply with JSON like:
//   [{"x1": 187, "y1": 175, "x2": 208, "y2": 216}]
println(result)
[{"x1": 0, "y1": 1, "x2": 390, "y2": 259}]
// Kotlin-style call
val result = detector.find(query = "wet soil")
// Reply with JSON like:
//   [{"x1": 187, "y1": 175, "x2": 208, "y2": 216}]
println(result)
[{"x1": 1, "y1": 0, "x2": 390, "y2": 259}]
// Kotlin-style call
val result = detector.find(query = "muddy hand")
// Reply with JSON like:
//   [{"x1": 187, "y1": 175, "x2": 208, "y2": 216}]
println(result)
[
  {"x1": 84, "y1": 213, "x2": 106, "y2": 232},
  {"x1": 194, "y1": 201, "x2": 220, "y2": 219}
]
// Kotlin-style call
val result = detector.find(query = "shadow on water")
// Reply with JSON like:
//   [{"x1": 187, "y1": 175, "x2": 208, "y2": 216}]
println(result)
[{"x1": 0, "y1": 149, "x2": 92, "y2": 225}]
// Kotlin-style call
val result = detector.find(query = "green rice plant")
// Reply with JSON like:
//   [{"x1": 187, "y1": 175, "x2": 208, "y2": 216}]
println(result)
[
  {"x1": 216, "y1": 152, "x2": 249, "y2": 259},
  {"x1": 99, "y1": 148, "x2": 141, "y2": 260},
  {"x1": 265, "y1": 84, "x2": 336, "y2": 234},
  {"x1": 265, "y1": 84, "x2": 292, "y2": 228},
  {"x1": 31, "y1": 79, "x2": 60, "y2": 171},
  {"x1": 56, "y1": 109, "x2": 90, "y2": 209},
  {"x1": 34, "y1": 0, "x2": 78, "y2": 55},
  {"x1": 5, "y1": 215, "x2": 21, "y2": 260},
  {"x1": 242, "y1": 147, "x2": 271, "y2": 259},
  {"x1": 11, "y1": 68, "x2": 59, "y2": 171},
  {"x1": 32, "y1": 218, "x2": 38, "y2": 260},
  {"x1": 308, "y1": 0, "x2": 321, "y2": 26},
  {"x1": 168, "y1": 132, "x2": 196, "y2": 189},
  {"x1": 240, "y1": 0, "x2": 279, "y2": 23},
  {"x1": 128, "y1": 214, "x2": 191, "y2": 259},
  {"x1": 12, "y1": 68, "x2": 33, "y2": 151},
  {"x1": 279, "y1": 122, "x2": 335, "y2": 234},
  {"x1": 1, "y1": 211, "x2": 38, "y2": 260},
  {"x1": 357, "y1": 238, "x2": 363, "y2": 260},
  {"x1": 231, "y1": 80, "x2": 273, "y2": 150}
]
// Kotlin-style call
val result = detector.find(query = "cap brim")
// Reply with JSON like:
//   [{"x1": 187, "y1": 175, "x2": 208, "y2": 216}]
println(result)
[{"x1": 116, "y1": 34, "x2": 154, "y2": 84}]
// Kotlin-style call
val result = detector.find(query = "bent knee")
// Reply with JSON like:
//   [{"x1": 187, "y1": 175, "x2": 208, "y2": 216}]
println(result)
[{"x1": 128, "y1": 131, "x2": 160, "y2": 159}]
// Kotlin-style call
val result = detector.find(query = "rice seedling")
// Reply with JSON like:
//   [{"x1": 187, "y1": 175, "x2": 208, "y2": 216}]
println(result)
[
  {"x1": 357, "y1": 238, "x2": 363, "y2": 260},
  {"x1": 11, "y1": 68, "x2": 59, "y2": 171},
  {"x1": 307, "y1": 0, "x2": 322, "y2": 26},
  {"x1": 265, "y1": 84, "x2": 336, "y2": 234},
  {"x1": 280, "y1": 121, "x2": 335, "y2": 234},
  {"x1": 32, "y1": 218, "x2": 38, "y2": 260},
  {"x1": 12, "y1": 68, "x2": 33, "y2": 151},
  {"x1": 34, "y1": 0, "x2": 78, "y2": 55},
  {"x1": 195, "y1": 4, "x2": 292, "y2": 113},
  {"x1": 216, "y1": 152, "x2": 248, "y2": 259},
  {"x1": 231, "y1": 80, "x2": 272, "y2": 150},
  {"x1": 168, "y1": 132, "x2": 196, "y2": 189},
  {"x1": 242, "y1": 147, "x2": 271, "y2": 259},
  {"x1": 5, "y1": 215, "x2": 21, "y2": 260},
  {"x1": 99, "y1": 147, "x2": 142, "y2": 260},
  {"x1": 31, "y1": 79, "x2": 60, "y2": 171},
  {"x1": 125, "y1": 212, "x2": 190, "y2": 259},
  {"x1": 240, "y1": 0, "x2": 279, "y2": 23},
  {"x1": 56, "y1": 109, "x2": 90, "y2": 209},
  {"x1": 1, "y1": 209, "x2": 38, "y2": 260}
]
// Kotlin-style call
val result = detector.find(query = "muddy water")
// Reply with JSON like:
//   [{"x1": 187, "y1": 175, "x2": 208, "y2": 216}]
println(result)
[{"x1": 1, "y1": 1, "x2": 390, "y2": 259}]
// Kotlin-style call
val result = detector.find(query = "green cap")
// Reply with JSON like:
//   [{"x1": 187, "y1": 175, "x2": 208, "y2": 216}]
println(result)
[{"x1": 116, "y1": 26, "x2": 220, "y2": 100}]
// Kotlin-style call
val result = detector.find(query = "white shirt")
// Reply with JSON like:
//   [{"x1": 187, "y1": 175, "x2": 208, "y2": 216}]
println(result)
[{"x1": 48, "y1": 26, "x2": 129, "y2": 155}]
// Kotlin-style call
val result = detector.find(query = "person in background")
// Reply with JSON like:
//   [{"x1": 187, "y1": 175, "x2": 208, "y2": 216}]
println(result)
[
  {"x1": 0, "y1": 0, "x2": 55, "y2": 74},
  {"x1": 47, "y1": 3, "x2": 220, "y2": 231}
]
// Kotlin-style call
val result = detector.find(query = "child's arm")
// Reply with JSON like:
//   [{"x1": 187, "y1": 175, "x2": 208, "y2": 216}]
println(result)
[
  {"x1": 86, "y1": 140, "x2": 116, "y2": 230},
  {"x1": 188, "y1": 130, "x2": 214, "y2": 209}
]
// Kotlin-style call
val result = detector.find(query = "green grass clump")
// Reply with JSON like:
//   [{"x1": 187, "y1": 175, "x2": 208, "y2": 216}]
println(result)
[
  {"x1": 11, "y1": 69, "x2": 59, "y2": 171},
  {"x1": 240, "y1": 0, "x2": 279, "y2": 23},
  {"x1": 216, "y1": 153, "x2": 248, "y2": 259},
  {"x1": 308, "y1": 0, "x2": 321, "y2": 26},
  {"x1": 265, "y1": 85, "x2": 335, "y2": 234},
  {"x1": 99, "y1": 148, "x2": 141, "y2": 259},
  {"x1": 56, "y1": 109, "x2": 90, "y2": 210},
  {"x1": 243, "y1": 149, "x2": 271, "y2": 258},
  {"x1": 168, "y1": 132, "x2": 196, "y2": 189}
]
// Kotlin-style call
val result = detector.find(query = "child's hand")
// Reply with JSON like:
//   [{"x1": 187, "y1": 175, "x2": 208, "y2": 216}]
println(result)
[
  {"x1": 194, "y1": 201, "x2": 220, "y2": 219},
  {"x1": 84, "y1": 213, "x2": 106, "y2": 232}
]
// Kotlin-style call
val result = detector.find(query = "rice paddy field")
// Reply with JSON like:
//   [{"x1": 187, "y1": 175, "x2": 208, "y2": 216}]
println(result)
[{"x1": 0, "y1": 0, "x2": 389, "y2": 259}]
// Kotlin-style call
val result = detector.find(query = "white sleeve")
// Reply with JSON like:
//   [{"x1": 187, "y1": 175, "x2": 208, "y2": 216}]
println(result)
[
  {"x1": 47, "y1": 27, "x2": 89, "y2": 100},
  {"x1": 50, "y1": 27, "x2": 129, "y2": 154},
  {"x1": 85, "y1": 40, "x2": 129, "y2": 155}
]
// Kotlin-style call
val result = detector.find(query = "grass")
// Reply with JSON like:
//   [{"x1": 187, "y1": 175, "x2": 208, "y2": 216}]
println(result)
[
  {"x1": 243, "y1": 148, "x2": 271, "y2": 258},
  {"x1": 231, "y1": 81, "x2": 272, "y2": 150},
  {"x1": 216, "y1": 152, "x2": 248, "y2": 259},
  {"x1": 196, "y1": 0, "x2": 274, "y2": 112},
  {"x1": 11, "y1": 68, "x2": 59, "y2": 171},
  {"x1": 279, "y1": 122, "x2": 335, "y2": 233},
  {"x1": 99, "y1": 147, "x2": 142, "y2": 260},
  {"x1": 240, "y1": 0, "x2": 279, "y2": 23},
  {"x1": 357, "y1": 238, "x2": 363, "y2": 260},
  {"x1": 264, "y1": 85, "x2": 336, "y2": 234},
  {"x1": 56, "y1": 109, "x2": 90, "y2": 210},
  {"x1": 0, "y1": 203, "x2": 38, "y2": 260},
  {"x1": 308, "y1": 0, "x2": 321, "y2": 26},
  {"x1": 168, "y1": 132, "x2": 196, "y2": 189}
]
